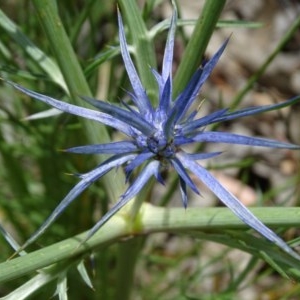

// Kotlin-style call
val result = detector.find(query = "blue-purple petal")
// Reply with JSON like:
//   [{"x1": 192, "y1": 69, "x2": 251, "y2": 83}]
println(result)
[
  {"x1": 171, "y1": 39, "x2": 229, "y2": 123},
  {"x1": 178, "y1": 177, "x2": 188, "y2": 208},
  {"x1": 162, "y1": 9, "x2": 177, "y2": 83},
  {"x1": 157, "y1": 76, "x2": 172, "y2": 119},
  {"x1": 81, "y1": 96, "x2": 154, "y2": 136},
  {"x1": 151, "y1": 68, "x2": 164, "y2": 96},
  {"x1": 6, "y1": 80, "x2": 134, "y2": 137},
  {"x1": 171, "y1": 157, "x2": 199, "y2": 195},
  {"x1": 182, "y1": 108, "x2": 229, "y2": 134},
  {"x1": 174, "y1": 136, "x2": 194, "y2": 145},
  {"x1": 65, "y1": 141, "x2": 138, "y2": 154},
  {"x1": 85, "y1": 160, "x2": 160, "y2": 240},
  {"x1": 117, "y1": 10, "x2": 153, "y2": 116},
  {"x1": 6, "y1": 5, "x2": 300, "y2": 260},
  {"x1": 192, "y1": 131, "x2": 300, "y2": 149},
  {"x1": 169, "y1": 68, "x2": 203, "y2": 123},
  {"x1": 122, "y1": 160, "x2": 160, "y2": 202},
  {"x1": 125, "y1": 151, "x2": 155, "y2": 179},
  {"x1": 83, "y1": 193, "x2": 132, "y2": 242},
  {"x1": 18, "y1": 153, "x2": 135, "y2": 251},
  {"x1": 211, "y1": 95, "x2": 300, "y2": 124},
  {"x1": 185, "y1": 151, "x2": 222, "y2": 161},
  {"x1": 178, "y1": 152, "x2": 300, "y2": 260}
]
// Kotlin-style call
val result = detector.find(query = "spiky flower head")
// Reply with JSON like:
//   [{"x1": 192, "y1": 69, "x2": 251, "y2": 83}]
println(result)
[{"x1": 5, "y1": 9, "x2": 300, "y2": 258}]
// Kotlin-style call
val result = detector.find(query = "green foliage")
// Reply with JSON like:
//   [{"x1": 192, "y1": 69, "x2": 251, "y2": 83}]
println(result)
[{"x1": 0, "y1": 1, "x2": 300, "y2": 299}]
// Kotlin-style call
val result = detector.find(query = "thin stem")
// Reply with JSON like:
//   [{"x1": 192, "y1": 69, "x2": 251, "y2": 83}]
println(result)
[{"x1": 231, "y1": 14, "x2": 300, "y2": 110}]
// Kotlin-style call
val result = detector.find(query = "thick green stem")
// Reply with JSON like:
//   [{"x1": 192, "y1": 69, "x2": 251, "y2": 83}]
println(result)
[
  {"x1": 114, "y1": 237, "x2": 144, "y2": 300},
  {"x1": 173, "y1": 0, "x2": 226, "y2": 98},
  {"x1": 30, "y1": 3, "x2": 126, "y2": 297},
  {"x1": 114, "y1": 179, "x2": 154, "y2": 300},
  {"x1": 1, "y1": 205, "x2": 300, "y2": 283},
  {"x1": 31, "y1": 0, "x2": 125, "y2": 202}
]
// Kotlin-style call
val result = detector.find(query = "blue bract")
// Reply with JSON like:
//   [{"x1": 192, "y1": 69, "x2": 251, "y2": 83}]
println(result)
[{"x1": 6, "y1": 9, "x2": 300, "y2": 258}]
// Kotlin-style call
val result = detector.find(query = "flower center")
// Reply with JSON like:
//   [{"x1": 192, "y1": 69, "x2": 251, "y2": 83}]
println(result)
[{"x1": 146, "y1": 135, "x2": 175, "y2": 159}]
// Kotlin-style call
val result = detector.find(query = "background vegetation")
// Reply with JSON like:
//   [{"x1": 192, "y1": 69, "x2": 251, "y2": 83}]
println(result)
[{"x1": 0, "y1": 1, "x2": 300, "y2": 299}]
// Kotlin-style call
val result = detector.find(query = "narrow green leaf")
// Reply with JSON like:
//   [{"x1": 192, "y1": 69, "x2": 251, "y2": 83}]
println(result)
[{"x1": 0, "y1": 9, "x2": 67, "y2": 92}]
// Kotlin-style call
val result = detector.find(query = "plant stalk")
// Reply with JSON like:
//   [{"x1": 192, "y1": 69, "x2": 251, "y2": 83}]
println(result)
[
  {"x1": 31, "y1": 0, "x2": 125, "y2": 202},
  {"x1": 1, "y1": 205, "x2": 300, "y2": 283},
  {"x1": 173, "y1": 0, "x2": 226, "y2": 98}
]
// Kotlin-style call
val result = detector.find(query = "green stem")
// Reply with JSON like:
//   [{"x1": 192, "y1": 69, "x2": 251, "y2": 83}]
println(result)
[
  {"x1": 114, "y1": 237, "x2": 144, "y2": 300},
  {"x1": 114, "y1": 180, "x2": 154, "y2": 300},
  {"x1": 231, "y1": 14, "x2": 300, "y2": 110},
  {"x1": 31, "y1": 0, "x2": 125, "y2": 202},
  {"x1": 117, "y1": 0, "x2": 158, "y2": 104},
  {"x1": 173, "y1": 0, "x2": 226, "y2": 98},
  {"x1": 30, "y1": 3, "x2": 126, "y2": 296},
  {"x1": 130, "y1": 177, "x2": 155, "y2": 219},
  {"x1": 111, "y1": 3, "x2": 159, "y2": 297},
  {"x1": 1, "y1": 205, "x2": 300, "y2": 283}
]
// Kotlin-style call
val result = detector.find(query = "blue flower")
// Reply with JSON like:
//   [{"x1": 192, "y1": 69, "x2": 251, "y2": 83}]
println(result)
[{"x1": 5, "y1": 9, "x2": 300, "y2": 258}]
